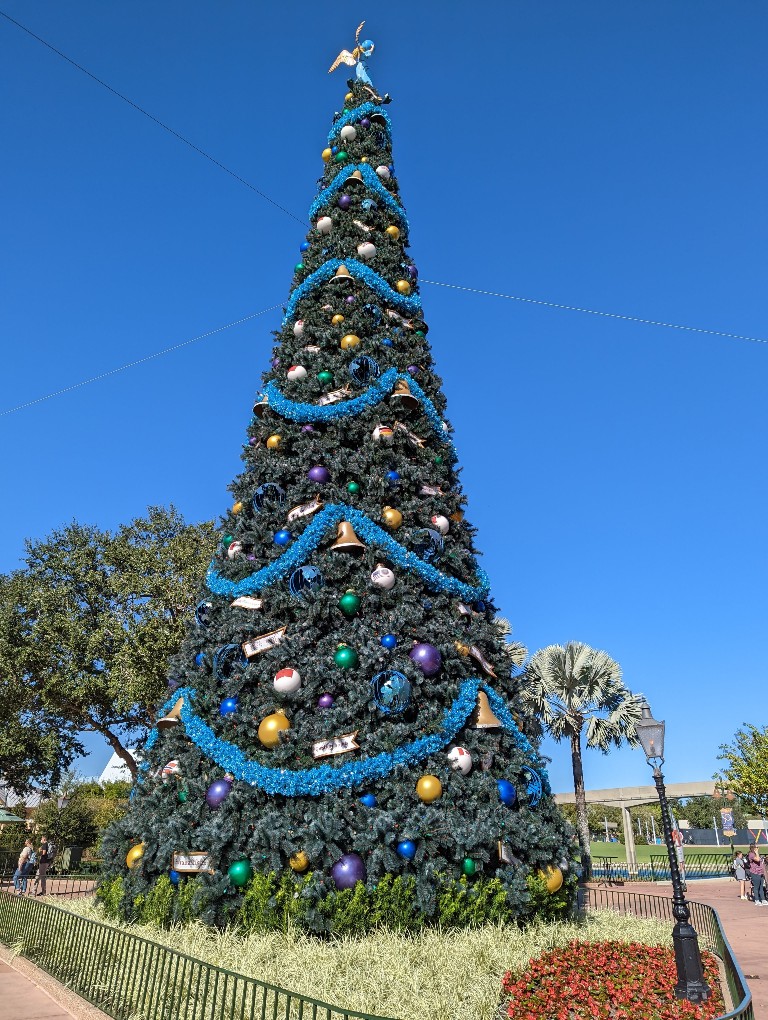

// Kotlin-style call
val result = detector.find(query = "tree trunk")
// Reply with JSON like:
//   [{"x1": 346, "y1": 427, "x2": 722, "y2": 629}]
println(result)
[
  {"x1": 570, "y1": 730, "x2": 592, "y2": 880},
  {"x1": 87, "y1": 722, "x2": 138, "y2": 779}
]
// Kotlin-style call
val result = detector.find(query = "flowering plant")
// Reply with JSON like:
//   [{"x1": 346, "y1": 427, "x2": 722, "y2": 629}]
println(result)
[{"x1": 501, "y1": 940, "x2": 723, "y2": 1020}]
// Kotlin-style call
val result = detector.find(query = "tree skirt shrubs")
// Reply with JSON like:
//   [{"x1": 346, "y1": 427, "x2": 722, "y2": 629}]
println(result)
[{"x1": 501, "y1": 941, "x2": 723, "y2": 1020}]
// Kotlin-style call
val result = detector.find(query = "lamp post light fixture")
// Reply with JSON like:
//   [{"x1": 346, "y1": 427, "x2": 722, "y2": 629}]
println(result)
[{"x1": 635, "y1": 700, "x2": 711, "y2": 1003}]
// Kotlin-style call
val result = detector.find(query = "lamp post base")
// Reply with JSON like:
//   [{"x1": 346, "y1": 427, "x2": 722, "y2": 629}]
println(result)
[{"x1": 672, "y1": 921, "x2": 711, "y2": 1002}]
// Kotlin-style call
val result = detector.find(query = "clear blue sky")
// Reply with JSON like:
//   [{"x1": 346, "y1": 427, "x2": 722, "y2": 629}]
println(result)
[{"x1": 2, "y1": 2, "x2": 766, "y2": 796}]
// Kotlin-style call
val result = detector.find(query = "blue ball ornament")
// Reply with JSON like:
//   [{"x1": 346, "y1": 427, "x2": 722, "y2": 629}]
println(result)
[
  {"x1": 300, "y1": 241, "x2": 310, "y2": 252},
  {"x1": 274, "y1": 529, "x2": 292, "y2": 546},
  {"x1": 380, "y1": 634, "x2": 397, "y2": 649},
  {"x1": 360, "y1": 793, "x2": 377, "y2": 808},
  {"x1": 331, "y1": 146, "x2": 338, "y2": 155},
  {"x1": 220, "y1": 697, "x2": 238, "y2": 717},
  {"x1": 169, "y1": 869, "x2": 180, "y2": 885},
  {"x1": 381, "y1": 337, "x2": 393, "y2": 347},
  {"x1": 497, "y1": 779, "x2": 517, "y2": 806},
  {"x1": 396, "y1": 839, "x2": 417, "y2": 861},
  {"x1": 194, "y1": 652, "x2": 205, "y2": 667},
  {"x1": 386, "y1": 470, "x2": 400, "y2": 484}
]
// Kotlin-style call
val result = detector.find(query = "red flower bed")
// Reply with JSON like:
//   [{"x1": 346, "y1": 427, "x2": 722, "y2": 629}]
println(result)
[{"x1": 502, "y1": 941, "x2": 723, "y2": 1020}]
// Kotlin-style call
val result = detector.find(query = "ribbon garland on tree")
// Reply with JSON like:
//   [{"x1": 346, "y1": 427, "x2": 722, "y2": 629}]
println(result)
[{"x1": 283, "y1": 258, "x2": 421, "y2": 326}]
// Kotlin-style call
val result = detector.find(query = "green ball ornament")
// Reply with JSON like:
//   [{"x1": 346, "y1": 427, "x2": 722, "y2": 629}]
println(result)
[
  {"x1": 347, "y1": 481, "x2": 360, "y2": 495},
  {"x1": 334, "y1": 644, "x2": 359, "y2": 669},
  {"x1": 334, "y1": 150, "x2": 348, "y2": 162},
  {"x1": 228, "y1": 859, "x2": 253, "y2": 887},
  {"x1": 317, "y1": 370, "x2": 334, "y2": 385},
  {"x1": 415, "y1": 330, "x2": 425, "y2": 338},
  {"x1": 294, "y1": 262, "x2": 305, "y2": 272},
  {"x1": 434, "y1": 455, "x2": 444, "y2": 465},
  {"x1": 221, "y1": 534, "x2": 233, "y2": 547},
  {"x1": 339, "y1": 591, "x2": 361, "y2": 617},
  {"x1": 177, "y1": 788, "x2": 188, "y2": 804},
  {"x1": 462, "y1": 857, "x2": 477, "y2": 876}
]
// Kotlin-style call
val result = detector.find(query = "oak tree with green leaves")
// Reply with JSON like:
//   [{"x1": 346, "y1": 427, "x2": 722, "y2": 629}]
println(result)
[{"x1": 717, "y1": 725, "x2": 768, "y2": 816}]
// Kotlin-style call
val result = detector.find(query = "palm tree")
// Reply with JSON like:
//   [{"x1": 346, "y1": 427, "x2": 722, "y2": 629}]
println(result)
[{"x1": 521, "y1": 642, "x2": 645, "y2": 878}]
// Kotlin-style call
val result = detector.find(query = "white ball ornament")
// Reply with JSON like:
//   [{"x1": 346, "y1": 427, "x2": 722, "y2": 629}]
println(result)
[
  {"x1": 273, "y1": 667, "x2": 302, "y2": 694},
  {"x1": 376, "y1": 165, "x2": 391, "y2": 179},
  {"x1": 372, "y1": 424, "x2": 394, "y2": 443},
  {"x1": 339, "y1": 125, "x2": 357, "y2": 142},
  {"x1": 226, "y1": 541, "x2": 243, "y2": 560},
  {"x1": 316, "y1": 216, "x2": 333, "y2": 235},
  {"x1": 161, "y1": 759, "x2": 180, "y2": 779},
  {"x1": 357, "y1": 242, "x2": 377, "y2": 260},
  {"x1": 287, "y1": 365, "x2": 308, "y2": 381},
  {"x1": 431, "y1": 515, "x2": 450, "y2": 535},
  {"x1": 447, "y1": 746, "x2": 473, "y2": 775},
  {"x1": 293, "y1": 320, "x2": 305, "y2": 337},
  {"x1": 370, "y1": 563, "x2": 396, "y2": 590}
]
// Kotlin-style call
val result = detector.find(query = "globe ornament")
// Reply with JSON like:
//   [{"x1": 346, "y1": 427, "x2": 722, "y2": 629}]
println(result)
[
  {"x1": 337, "y1": 194, "x2": 352, "y2": 210},
  {"x1": 177, "y1": 788, "x2": 188, "y2": 804},
  {"x1": 522, "y1": 766, "x2": 543, "y2": 807},
  {"x1": 219, "y1": 697, "x2": 238, "y2": 716},
  {"x1": 416, "y1": 775, "x2": 442, "y2": 803},
  {"x1": 289, "y1": 851, "x2": 309, "y2": 872},
  {"x1": 214, "y1": 643, "x2": 246, "y2": 682},
  {"x1": 412, "y1": 528, "x2": 444, "y2": 562},
  {"x1": 497, "y1": 779, "x2": 517, "y2": 806},
  {"x1": 205, "y1": 777, "x2": 233, "y2": 809},
  {"x1": 194, "y1": 600, "x2": 213, "y2": 627},
  {"x1": 126, "y1": 843, "x2": 145, "y2": 870},
  {"x1": 539, "y1": 865, "x2": 564, "y2": 893},
  {"x1": 273, "y1": 667, "x2": 301, "y2": 693},
  {"x1": 228, "y1": 859, "x2": 253, "y2": 887},
  {"x1": 447, "y1": 746, "x2": 472, "y2": 775},
  {"x1": 334, "y1": 150, "x2": 348, "y2": 163},
  {"x1": 396, "y1": 840, "x2": 416, "y2": 861},
  {"x1": 370, "y1": 563, "x2": 396, "y2": 590},
  {"x1": 258, "y1": 711, "x2": 291, "y2": 748},
  {"x1": 334, "y1": 644, "x2": 359, "y2": 669},
  {"x1": 340, "y1": 333, "x2": 361, "y2": 350},
  {"x1": 332, "y1": 852, "x2": 366, "y2": 889},
  {"x1": 409, "y1": 642, "x2": 442, "y2": 676},
  {"x1": 317, "y1": 693, "x2": 334, "y2": 709},
  {"x1": 349, "y1": 355, "x2": 381, "y2": 383},
  {"x1": 462, "y1": 857, "x2": 477, "y2": 877},
  {"x1": 253, "y1": 482, "x2": 286, "y2": 512},
  {"x1": 376, "y1": 165, "x2": 391, "y2": 179},
  {"x1": 357, "y1": 241, "x2": 376, "y2": 260},
  {"x1": 289, "y1": 565, "x2": 324, "y2": 598},
  {"x1": 360, "y1": 793, "x2": 377, "y2": 808},
  {"x1": 339, "y1": 590, "x2": 361, "y2": 617},
  {"x1": 371, "y1": 670, "x2": 412, "y2": 714}
]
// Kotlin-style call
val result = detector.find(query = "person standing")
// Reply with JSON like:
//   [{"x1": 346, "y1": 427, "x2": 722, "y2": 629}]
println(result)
[
  {"x1": 747, "y1": 843, "x2": 766, "y2": 905},
  {"x1": 12, "y1": 839, "x2": 34, "y2": 895},
  {"x1": 34, "y1": 835, "x2": 55, "y2": 896},
  {"x1": 733, "y1": 851, "x2": 749, "y2": 900}
]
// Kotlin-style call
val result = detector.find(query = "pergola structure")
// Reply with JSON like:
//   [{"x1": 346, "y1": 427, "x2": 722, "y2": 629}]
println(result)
[{"x1": 554, "y1": 781, "x2": 717, "y2": 867}]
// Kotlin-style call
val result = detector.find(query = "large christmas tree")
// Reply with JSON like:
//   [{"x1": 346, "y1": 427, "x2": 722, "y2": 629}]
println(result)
[{"x1": 102, "y1": 34, "x2": 574, "y2": 929}]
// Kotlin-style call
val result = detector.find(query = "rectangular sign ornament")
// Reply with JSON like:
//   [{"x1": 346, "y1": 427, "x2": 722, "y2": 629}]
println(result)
[
  {"x1": 312, "y1": 732, "x2": 360, "y2": 759},
  {"x1": 171, "y1": 852, "x2": 213, "y2": 873},
  {"x1": 242, "y1": 627, "x2": 287, "y2": 660}
]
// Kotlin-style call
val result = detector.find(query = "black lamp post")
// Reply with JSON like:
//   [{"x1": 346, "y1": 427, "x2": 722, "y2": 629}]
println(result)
[{"x1": 635, "y1": 700, "x2": 711, "y2": 1003}]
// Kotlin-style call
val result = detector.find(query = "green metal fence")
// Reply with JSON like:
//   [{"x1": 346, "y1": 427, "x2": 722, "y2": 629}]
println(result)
[
  {"x1": 0, "y1": 891, "x2": 396, "y2": 1020},
  {"x1": 0, "y1": 859, "x2": 97, "y2": 898},
  {"x1": 592, "y1": 852, "x2": 736, "y2": 883},
  {"x1": 579, "y1": 887, "x2": 753, "y2": 1020}
]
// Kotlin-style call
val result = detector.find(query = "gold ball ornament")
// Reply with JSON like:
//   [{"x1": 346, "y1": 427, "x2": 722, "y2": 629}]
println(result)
[
  {"x1": 381, "y1": 506, "x2": 403, "y2": 530},
  {"x1": 126, "y1": 843, "x2": 146, "y2": 870},
  {"x1": 258, "y1": 711, "x2": 291, "y2": 748},
  {"x1": 345, "y1": 92, "x2": 354, "y2": 102},
  {"x1": 322, "y1": 148, "x2": 332, "y2": 162},
  {"x1": 538, "y1": 865, "x2": 564, "y2": 893},
  {"x1": 361, "y1": 156, "x2": 369, "y2": 163},
  {"x1": 416, "y1": 775, "x2": 442, "y2": 803},
  {"x1": 232, "y1": 501, "x2": 243, "y2": 514},
  {"x1": 266, "y1": 434, "x2": 282, "y2": 450},
  {"x1": 289, "y1": 851, "x2": 310, "y2": 872},
  {"x1": 331, "y1": 314, "x2": 345, "y2": 326},
  {"x1": 341, "y1": 334, "x2": 361, "y2": 350},
  {"x1": 385, "y1": 225, "x2": 400, "y2": 240},
  {"x1": 395, "y1": 280, "x2": 411, "y2": 295}
]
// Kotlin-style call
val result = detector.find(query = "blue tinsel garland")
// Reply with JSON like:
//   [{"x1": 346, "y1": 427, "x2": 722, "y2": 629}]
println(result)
[
  {"x1": 283, "y1": 259, "x2": 421, "y2": 326},
  {"x1": 262, "y1": 368, "x2": 456, "y2": 456},
  {"x1": 139, "y1": 681, "x2": 547, "y2": 797},
  {"x1": 308, "y1": 164, "x2": 407, "y2": 226},
  {"x1": 327, "y1": 103, "x2": 393, "y2": 145},
  {"x1": 206, "y1": 504, "x2": 490, "y2": 601}
]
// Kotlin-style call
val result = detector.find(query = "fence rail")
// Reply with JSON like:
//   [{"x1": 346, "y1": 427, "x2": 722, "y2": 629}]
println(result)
[
  {"x1": 0, "y1": 860, "x2": 96, "y2": 898},
  {"x1": 0, "y1": 890, "x2": 395, "y2": 1020},
  {"x1": 592, "y1": 852, "x2": 736, "y2": 883}
]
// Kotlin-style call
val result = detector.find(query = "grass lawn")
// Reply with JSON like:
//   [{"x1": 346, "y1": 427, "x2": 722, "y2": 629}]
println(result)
[
  {"x1": 589, "y1": 841, "x2": 742, "y2": 863},
  {"x1": 53, "y1": 898, "x2": 675, "y2": 1020}
]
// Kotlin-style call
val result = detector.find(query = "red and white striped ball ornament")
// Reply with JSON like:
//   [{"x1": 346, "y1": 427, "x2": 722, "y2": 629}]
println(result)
[
  {"x1": 287, "y1": 365, "x2": 308, "y2": 381},
  {"x1": 161, "y1": 759, "x2": 180, "y2": 778},
  {"x1": 447, "y1": 746, "x2": 472, "y2": 775},
  {"x1": 273, "y1": 667, "x2": 302, "y2": 693}
]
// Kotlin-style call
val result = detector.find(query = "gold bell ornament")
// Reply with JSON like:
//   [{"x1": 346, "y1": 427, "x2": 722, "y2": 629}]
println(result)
[
  {"x1": 252, "y1": 394, "x2": 269, "y2": 417},
  {"x1": 157, "y1": 697, "x2": 184, "y2": 729},
  {"x1": 381, "y1": 506, "x2": 403, "y2": 530},
  {"x1": 469, "y1": 690, "x2": 502, "y2": 729},
  {"x1": 390, "y1": 379, "x2": 420, "y2": 411},
  {"x1": 258, "y1": 711, "x2": 291, "y2": 749},
  {"x1": 346, "y1": 169, "x2": 365, "y2": 187},
  {"x1": 289, "y1": 850, "x2": 310, "y2": 872},
  {"x1": 125, "y1": 843, "x2": 146, "y2": 869},
  {"x1": 328, "y1": 264, "x2": 353, "y2": 285},
  {"x1": 331, "y1": 520, "x2": 367, "y2": 554}
]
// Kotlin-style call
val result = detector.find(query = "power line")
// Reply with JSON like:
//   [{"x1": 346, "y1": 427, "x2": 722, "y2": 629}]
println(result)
[
  {"x1": 0, "y1": 9, "x2": 306, "y2": 225},
  {"x1": 0, "y1": 306, "x2": 281, "y2": 418},
  {"x1": 421, "y1": 280, "x2": 768, "y2": 347}
]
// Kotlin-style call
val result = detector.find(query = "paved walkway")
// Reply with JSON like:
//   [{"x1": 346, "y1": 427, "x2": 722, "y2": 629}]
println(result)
[
  {"x1": 0, "y1": 957, "x2": 78, "y2": 1020},
  {"x1": 593, "y1": 877, "x2": 768, "y2": 1019}
]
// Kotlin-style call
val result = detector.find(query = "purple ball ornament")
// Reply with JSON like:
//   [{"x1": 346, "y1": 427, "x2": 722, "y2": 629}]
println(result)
[
  {"x1": 338, "y1": 194, "x2": 352, "y2": 210},
  {"x1": 317, "y1": 693, "x2": 335, "y2": 709},
  {"x1": 331, "y1": 852, "x2": 366, "y2": 889},
  {"x1": 409, "y1": 642, "x2": 442, "y2": 676},
  {"x1": 360, "y1": 117, "x2": 371, "y2": 128},
  {"x1": 248, "y1": 436, "x2": 258, "y2": 446},
  {"x1": 407, "y1": 365, "x2": 420, "y2": 375},
  {"x1": 406, "y1": 264, "x2": 419, "y2": 281},
  {"x1": 307, "y1": 465, "x2": 331, "y2": 484},
  {"x1": 271, "y1": 357, "x2": 281, "y2": 369},
  {"x1": 345, "y1": 295, "x2": 356, "y2": 305},
  {"x1": 205, "y1": 777, "x2": 233, "y2": 809},
  {"x1": 301, "y1": 424, "x2": 316, "y2": 434}
]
